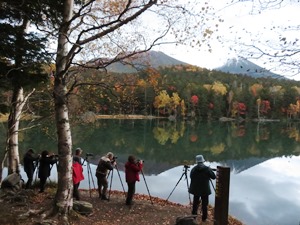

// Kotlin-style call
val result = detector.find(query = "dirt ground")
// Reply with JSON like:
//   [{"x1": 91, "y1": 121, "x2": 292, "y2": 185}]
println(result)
[{"x1": 0, "y1": 188, "x2": 243, "y2": 225}]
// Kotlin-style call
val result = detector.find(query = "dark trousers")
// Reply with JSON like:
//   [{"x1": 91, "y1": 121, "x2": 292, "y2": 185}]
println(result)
[
  {"x1": 73, "y1": 182, "x2": 80, "y2": 200},
  {"x1": 97, "y1": 175, "x2": 108, "y2": 198},
  {"x1": 126, "y1": 181, "x2": 136, "y2": 205},
  {"x1": 25, "y1": 170, "x2": 34, "y2": 189},
  {"x1": 39, "y1": 177, "x2": 47, "y2": 192},
  {"x1": 192, "y1": 195, "x2": 209, "y2": 221}
]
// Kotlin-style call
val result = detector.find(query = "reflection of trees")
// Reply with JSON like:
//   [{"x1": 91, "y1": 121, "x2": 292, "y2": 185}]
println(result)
[
  {"x1": 1, "y1": 120, "x2": 300, "y2": 167},
  {"x1": 152, "y1": 122, "x2": 185, "y2": 145}
]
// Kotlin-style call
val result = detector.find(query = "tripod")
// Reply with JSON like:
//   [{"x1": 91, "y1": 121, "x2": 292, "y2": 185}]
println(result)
[
  {"x1": 108, "y1": 163, "x2": 126, "y2": 200},
  {"x1": 82, "y1": 157, "x2": 96, "y2": 197},
  {"x1": 166, "y1": 165, "x2": 191, "y2": 204},
  {"x1": 140, "y1": 168, "x2": 153, "y2": 205}
]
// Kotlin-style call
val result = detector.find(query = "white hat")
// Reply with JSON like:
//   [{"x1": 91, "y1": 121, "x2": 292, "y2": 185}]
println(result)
[
  {"x1": 106, "y1": 152, "x2": 114, "y2": 158},
  {"x1": 196, "y1": 155, "x2": 205, "y2": 163}
]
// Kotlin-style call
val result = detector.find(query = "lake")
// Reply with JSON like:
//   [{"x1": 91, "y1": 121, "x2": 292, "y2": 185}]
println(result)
[{"x1": 1, "y1": 119, "x2": 300, "y2": 225}]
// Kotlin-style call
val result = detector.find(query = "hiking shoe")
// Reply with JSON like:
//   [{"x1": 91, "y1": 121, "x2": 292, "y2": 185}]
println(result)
[{"x1": 101, "y1": 196, "x2": 109, "y2": 201}]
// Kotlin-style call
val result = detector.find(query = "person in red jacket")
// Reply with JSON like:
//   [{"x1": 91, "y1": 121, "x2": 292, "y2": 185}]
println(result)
[
  {"x1": 125, "y1": 155, "x2": 143, "y2": 205},
  {"x1": 72, "y1": 148, "x2": 84, "y2": 200}
]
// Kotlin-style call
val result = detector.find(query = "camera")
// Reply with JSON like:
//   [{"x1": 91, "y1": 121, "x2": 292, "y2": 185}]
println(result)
[
  {"x1": 86, "y1": 153, "x2": 94, "y2": 157},
  {"x1": 137, "y1": 159, "x2": 144, "y2": 163},
  {"x1": 111, "y1": 156, "x2": 118, "y2": 163},
  {"x1": 184, "y1": 165, "x2": 190, "y2": 169}
]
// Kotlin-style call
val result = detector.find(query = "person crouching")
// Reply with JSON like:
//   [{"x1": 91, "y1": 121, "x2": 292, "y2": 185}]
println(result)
[{"x1": 95, "y1": 152, "x2": 115, "y2": 200}]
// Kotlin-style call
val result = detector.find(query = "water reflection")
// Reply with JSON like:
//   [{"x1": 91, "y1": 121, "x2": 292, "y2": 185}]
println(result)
[
  {"x1": 229, "y1": 156, "x2": 300, "y2": 225},
  {"x1": 1, "y1": 120, "x2": 300, "y2": 225},
  {"x1": 7, "y1": 155, "x2": 300, "y2": 225}
]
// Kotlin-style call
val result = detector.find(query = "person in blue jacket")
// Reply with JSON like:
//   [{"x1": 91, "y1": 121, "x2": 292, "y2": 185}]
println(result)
[{"x1": 189, "y1": 155, "x2": 216, "y2": 222}]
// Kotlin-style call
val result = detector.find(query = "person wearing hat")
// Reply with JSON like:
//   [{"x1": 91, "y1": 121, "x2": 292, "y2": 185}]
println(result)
[
  {"x1": 189, "y1": 155, "x2": 216, "y2": 222},
  {"x1": 95, "y1": 152, "x2": 116, "y2": 200},
  {"x1": 23, "y1": 148, "x2": 40, "y2": 189},
  {"x1": 72, "y1": 148, "x2": 84, "y2": 200}
]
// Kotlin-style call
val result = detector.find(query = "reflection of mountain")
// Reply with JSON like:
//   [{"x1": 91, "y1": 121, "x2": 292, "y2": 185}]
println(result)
[
  {"x1": 87, "y1": 154, "x2": 176, "y2": 175},
  {"x1": 220, "y1": 157, "x2": 270, "y2": 174},
  {"x1": 89, "y1": 155, "x2": 270, "y2": 175}
]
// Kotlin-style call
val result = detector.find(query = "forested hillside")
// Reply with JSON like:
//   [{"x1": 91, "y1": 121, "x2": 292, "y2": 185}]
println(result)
[
  {"x1": 56, "y1": 65, "x2": 300, "y2": 121},
  {"x1": 1, "y1": 63, "x2": 300, "y2": 121}
]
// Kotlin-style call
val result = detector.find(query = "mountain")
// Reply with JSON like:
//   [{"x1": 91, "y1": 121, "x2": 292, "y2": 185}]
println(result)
[
  {"x1": 106, "y1": 51, "x2": 189, "y2": 73},
  {"x1": 214, "y1": 57, "x2": 284, "y2": 79}
]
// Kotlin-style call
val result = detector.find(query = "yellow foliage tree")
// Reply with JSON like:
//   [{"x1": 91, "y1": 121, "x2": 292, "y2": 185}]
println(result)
[
  {"x1": 203, "y1": 84, "x2": 212, "y2": 91},
  {"x1": 153, "y1": 90, "x2": 171, "y2": 110},
  {"x1": 250, "y1": 83, "x2": 263, "y2": 97},
  {"x1": 211, "y1": 81, "x2": 227, "y2": 96},
  {"x1": 292, "y1": 86, "x2": 300, "y2": 94}
]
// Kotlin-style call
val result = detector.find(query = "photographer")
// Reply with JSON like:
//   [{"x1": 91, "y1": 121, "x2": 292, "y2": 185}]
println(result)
[
  {"x1": 23, "y1": 148, "x2": 40, "y2": 189},
  {"x1": 72, "y1": 148, "x2": 84, "y2": 200},
  {"x1": 38, "y1": 150, "x2": 58, "y2": 193},
  {"x1": 189, "y1": 155, "x2": 216, "y2": 222},
  {"x1": 125, "y1": 155, "x2": 143, "y2": 206},
  {"x1": 95, "y1": 152, "x2": 115, "y2": 200}
]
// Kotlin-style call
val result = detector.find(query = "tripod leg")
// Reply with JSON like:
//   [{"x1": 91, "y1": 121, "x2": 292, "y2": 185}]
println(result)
[
  {"x1": 87, "y1": 162, "x2": 92, "y2": 197},
  {"x1": 115, "y1": 165, "x2": 126, "y2": 196},
  {"x1": 141, "y1": 169, "x2": 153, "y2": 205},
  {"x1": 108, "y1": 169, "x2": 114, "y2": 201},
  {"x1": 166, "y1": 173, "x2": 185, "y2": 201},
  {"x1": 209, "y1": 179, "x2": 216, "y2": 192},
  {"x1": 184, "y1": 171, "x2": 192, "y2": 205}
]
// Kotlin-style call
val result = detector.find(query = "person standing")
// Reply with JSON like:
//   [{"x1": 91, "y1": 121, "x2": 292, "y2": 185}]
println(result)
[
  {"x1": 38, "y1": 150, "x2": 57, "y2": 193},
  {"x1": 125, "y1": 155, "x2": 143, "y2": 206},
  {"x1": 23, "y1": 148, "x2": 40, "y2": 189},
  {"x1": 189, "y1": 155, "x2": 216, "y2": 222},
  {"x1": 72, "y1": 148, "x2": 84, "y2": 200},
  {"x1": 95, "y1": 152, "x2": 115, "y2": 200}
]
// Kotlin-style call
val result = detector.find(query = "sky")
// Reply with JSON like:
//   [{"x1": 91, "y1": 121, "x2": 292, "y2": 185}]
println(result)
[{"x1": 154, "y1": 0, "x2": 300, "y2": 80}]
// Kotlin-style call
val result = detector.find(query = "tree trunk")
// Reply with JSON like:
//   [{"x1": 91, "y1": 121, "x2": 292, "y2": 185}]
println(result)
[
  {"x1": 52, "y1": 0, "x2": 74, "y2": 218},
  {"x1": 53, "y1": 82, "x2": 73, "y2": 216},
  {"x1": 0, "y1": 87, "x2": 35, "y2": 183},
  {"x1": 7, "y1": 86, "x2": 24, "y2": 175}
]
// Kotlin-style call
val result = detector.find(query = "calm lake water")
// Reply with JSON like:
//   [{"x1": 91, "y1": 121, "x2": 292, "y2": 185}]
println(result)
[{"x1": 1, "y1": 119, "x2": 300, "y2": 225}]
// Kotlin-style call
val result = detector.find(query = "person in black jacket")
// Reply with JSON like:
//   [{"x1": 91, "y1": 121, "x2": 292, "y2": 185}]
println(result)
[
  {"x1": 23, "y1": 149, "x2": 40, "y2": 189},
  {"x1": 189, "y1": 155, "x2": 216, "y2": 222},
  {"x1": 95, "y1": 152, "x2": 115, "y2": 200},
  {"x1": 38, "y1": 150, "x2": 57, "y2": 193}
]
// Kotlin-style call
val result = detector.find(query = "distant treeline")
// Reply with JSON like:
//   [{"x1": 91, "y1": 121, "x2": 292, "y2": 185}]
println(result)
[{"x1": 2, "y1": 65, "x2": 300, "y2": 121}]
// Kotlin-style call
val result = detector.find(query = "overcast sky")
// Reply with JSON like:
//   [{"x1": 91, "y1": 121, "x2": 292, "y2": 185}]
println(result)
[{"x1": 155, "y1": 0, "x2": 300, "y2": 80}]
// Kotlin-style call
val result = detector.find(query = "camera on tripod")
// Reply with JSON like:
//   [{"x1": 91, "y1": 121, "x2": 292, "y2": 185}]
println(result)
[{"x1": 184, "y1": 165, "x2": 190, "y2": 169}]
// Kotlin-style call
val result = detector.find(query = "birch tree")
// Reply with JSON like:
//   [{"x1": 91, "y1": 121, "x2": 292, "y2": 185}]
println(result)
[
  {"x1": 39, "y1": 0, "x2": 219, "y2": 221},
  {"x1": 0, "y1": 1, "x2": 52, "y2": 181}
]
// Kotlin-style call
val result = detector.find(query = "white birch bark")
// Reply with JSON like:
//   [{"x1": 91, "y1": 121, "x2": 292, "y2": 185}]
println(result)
[{"x1": 53, "y1": 0, "x2": 74, "y2": 216}]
